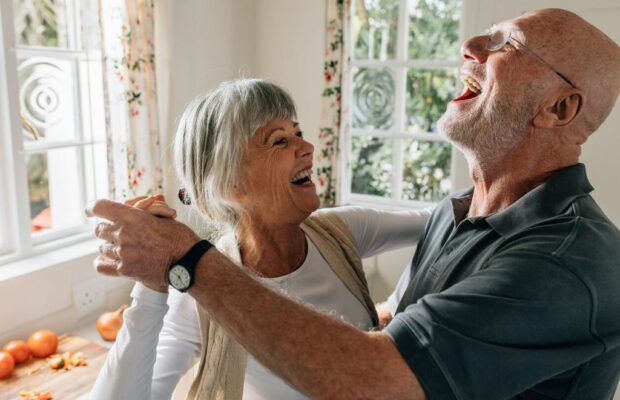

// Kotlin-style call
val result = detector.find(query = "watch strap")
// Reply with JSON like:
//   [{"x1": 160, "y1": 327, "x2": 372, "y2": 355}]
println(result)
[{"x1": 171, "y1": 239, "x2": 213, "y2": 291}]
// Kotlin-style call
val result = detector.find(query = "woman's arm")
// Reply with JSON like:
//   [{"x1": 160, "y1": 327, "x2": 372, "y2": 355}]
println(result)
[
  {"x1": 151, "y1": 291, "x2": 201, "y2": 398},
  {"x1": 89, "y1": 284, "x2": 200, "y2": 400},
  {"x1": 322, "y1": 206, "x2": 433, "y2": 258}
]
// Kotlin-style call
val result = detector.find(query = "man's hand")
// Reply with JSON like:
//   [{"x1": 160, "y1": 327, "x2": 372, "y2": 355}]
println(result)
[{"x1": 85, "y1": 198, "x2": 201, "y2": 289}]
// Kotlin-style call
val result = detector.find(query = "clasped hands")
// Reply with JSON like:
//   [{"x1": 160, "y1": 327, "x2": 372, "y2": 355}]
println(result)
[{"x1": 85, "y1": 195, "x2": 201, "y2": 292}]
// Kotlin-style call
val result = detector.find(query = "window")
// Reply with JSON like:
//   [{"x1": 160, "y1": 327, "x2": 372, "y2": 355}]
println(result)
[
  {"x1": 345, "y1": 0, "x2": 462, "y2": 206},
  {"x1": 0, "y1": 0, "x2": 107, "y2": 263}
]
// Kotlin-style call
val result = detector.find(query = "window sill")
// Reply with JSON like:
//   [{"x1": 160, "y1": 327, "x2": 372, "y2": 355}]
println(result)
[{"x1": 0, "y1": 234, "x2": 100, "y2": 282}]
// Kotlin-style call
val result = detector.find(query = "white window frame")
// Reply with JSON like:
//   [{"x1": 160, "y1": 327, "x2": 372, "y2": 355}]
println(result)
[
  {"x1": 0, "y1": 0, "x2": 106, "y2": 266},
  {"x1": 342, "y1": 0, "x2": 464, "y2": 209}
]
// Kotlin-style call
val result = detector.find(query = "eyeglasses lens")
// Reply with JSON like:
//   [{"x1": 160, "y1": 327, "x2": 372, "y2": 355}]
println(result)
[{"x1": 487, "y1": 29, "x2": 509, "y2": 52}]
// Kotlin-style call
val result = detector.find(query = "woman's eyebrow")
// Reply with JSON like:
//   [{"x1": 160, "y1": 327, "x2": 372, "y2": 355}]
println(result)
[
  {"x1": 263, "y1": 122, "x2": 301, "y2": 144},
  {"x1": 264, "y1": 127, "x2": 285, "y2": 144}
]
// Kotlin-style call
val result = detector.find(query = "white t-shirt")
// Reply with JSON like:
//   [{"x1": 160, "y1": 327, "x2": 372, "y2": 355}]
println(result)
[{"x1": 89, "y1": 206, "x2": 431, "y2": 400}]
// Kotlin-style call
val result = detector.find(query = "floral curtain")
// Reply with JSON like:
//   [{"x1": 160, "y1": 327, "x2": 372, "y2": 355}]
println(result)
[
  {"x1": 100, "y1": 0, "x2": 163, "y2": 200},
  {"x1": 316, "y1": 0, "x2": 351, "y2": 207}
]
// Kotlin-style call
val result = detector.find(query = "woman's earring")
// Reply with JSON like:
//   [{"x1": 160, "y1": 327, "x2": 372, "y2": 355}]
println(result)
[{"x1": 178, "y1": 188, "x2": 191, "y2": 205}]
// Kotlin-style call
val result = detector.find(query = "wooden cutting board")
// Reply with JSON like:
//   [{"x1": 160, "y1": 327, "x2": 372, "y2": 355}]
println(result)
[{"x1": 0, "y1": 335, "x2": 108, "y2": 400}]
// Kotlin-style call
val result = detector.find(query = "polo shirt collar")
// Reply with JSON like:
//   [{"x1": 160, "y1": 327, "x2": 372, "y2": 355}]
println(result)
[{"x1": 484, "y1": 163, "x2": 593, "y2": 237}]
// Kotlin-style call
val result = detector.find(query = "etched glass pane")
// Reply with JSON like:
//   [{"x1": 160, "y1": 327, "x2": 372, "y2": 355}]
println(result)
[
  {"x1": 353, "y1": 0, "x2": 399, "y2": 60},
  {"x1": 353, "y1": 67, "x2": 395, "y2": 130},
  {"x1": 350, "y1": 137, "x2": 393, "y2": 197},
  {"x1": 405, "y1": 68, "x2": 458, "y2": 132},
  {"x1": 18, "y1": 56, "x2": 77, "y2": 142},
  {"x1": 408, "y1": 0, "x2": 462, "y2": 60},
  {"x1": 13, "y1": 0, "x2": 69, "y2": 47},
  {"x1": 402, "y1": 139, "x2": 451, "y2": 202},
  {"x1": 27, "y1": 147, "x2": 84, "y2": 234}
]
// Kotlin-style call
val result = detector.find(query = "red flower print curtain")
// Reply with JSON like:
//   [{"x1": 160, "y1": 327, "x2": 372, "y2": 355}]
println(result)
[
  {"x1": 100, "y1": 0, "x2": 163, "y2": 200},
  {"x1": 316, "y1": 0, "x2": 351, "y2": 207}
]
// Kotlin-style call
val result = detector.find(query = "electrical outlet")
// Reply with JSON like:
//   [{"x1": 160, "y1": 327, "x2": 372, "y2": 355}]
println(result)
[{"x1": 72, "y1": 277, "x2": 105, "y2": 319}]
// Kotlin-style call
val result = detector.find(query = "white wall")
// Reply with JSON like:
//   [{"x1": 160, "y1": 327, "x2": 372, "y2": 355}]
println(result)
[
  {"x1": 160, "y1": 0, "x2": 257, "y2": 203},
  {"x1": 252, "y1": 0, "x2": 326, "y2": 148}
]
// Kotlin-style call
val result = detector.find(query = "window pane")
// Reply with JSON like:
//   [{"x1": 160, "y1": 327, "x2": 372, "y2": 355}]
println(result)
[
  {"x1": 408, "y1": 0, "x2": 462, "y2": 60},
  {"x1": 402, "y1": 139, "x2": 451, "y2": 202},
  {"x1": 27, "y1": 153, "x2": 50, "y2": 231},
  {"x1": 27, "y1": 147, "x2": 84, "y2": 233},
  {"x1": 13, "y1": 0, "x2": 69, "y2": 47},
  {"x1": 78, "y1": 57, "x2": 106, "y2": 142},
  {"x1": 353, "y1": 0, "x2": 399, "y2": 60},
  {"x1": 405, "y1": 67, "x2": 458, "y2": 132},
  {"x1": 350, "y1": 136, "x2": 393, "y2": 197},
  {"x1": 353, "y1": 67, "x2": 395, "y2": 130},
  {"x1": 79, "y1": 0, "x2": 102, "y2": 50},
  {"x1": 83, "y1": 143, "x2": 109, "y2": 203},
  {"x1": 18, "y1": 56, "x2": 78, "y2": 142}
]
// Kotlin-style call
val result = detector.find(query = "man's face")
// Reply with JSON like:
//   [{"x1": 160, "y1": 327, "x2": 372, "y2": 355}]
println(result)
[{"x1": 438, "y1": 16, "x2": 548, "y2": 159}]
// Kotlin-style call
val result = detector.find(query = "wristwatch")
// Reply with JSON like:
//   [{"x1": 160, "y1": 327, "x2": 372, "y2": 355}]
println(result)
[{"x1": 168, "y1": 240, "x2": 213, "y2": 292}]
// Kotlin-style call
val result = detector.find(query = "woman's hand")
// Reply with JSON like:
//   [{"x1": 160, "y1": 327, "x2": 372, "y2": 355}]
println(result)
[
  {"x1": 123, "y1": 194, "x2": 178, "y2": 293},
  {"x1": 124, "y1": 194, "x2": 177, "y2": 219}
]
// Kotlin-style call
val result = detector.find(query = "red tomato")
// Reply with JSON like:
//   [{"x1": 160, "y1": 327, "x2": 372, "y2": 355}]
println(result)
[
  {"x1": 27, "y1": 330, "x2": 58, "y2": 358},
  {"x1": 2, "y1": 339, "x2": 32, "y2": 364},
  {"x1": 0, "y1": 351, "x2": 15, "y2": 379}
]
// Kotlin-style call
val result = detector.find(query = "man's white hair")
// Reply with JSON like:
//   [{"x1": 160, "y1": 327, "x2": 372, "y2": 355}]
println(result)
[{"x1": 174, "y1": 79, "x2": 297, "y2": 231}]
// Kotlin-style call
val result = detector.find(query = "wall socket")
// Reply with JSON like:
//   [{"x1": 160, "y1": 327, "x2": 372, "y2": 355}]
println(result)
[{"x1": 72, "y1": 277, "x2": 106, "y2": 319}]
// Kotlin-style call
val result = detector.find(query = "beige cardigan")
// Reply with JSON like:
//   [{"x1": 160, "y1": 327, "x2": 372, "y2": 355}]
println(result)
[{"x1": 186, "y1": 212, "x2": 378, "y2": 400}]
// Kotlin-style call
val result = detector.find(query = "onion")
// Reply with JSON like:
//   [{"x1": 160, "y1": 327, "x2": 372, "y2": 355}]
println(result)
[{"x1": 96, "y1": 305, "x2": 128, "y2": 341}]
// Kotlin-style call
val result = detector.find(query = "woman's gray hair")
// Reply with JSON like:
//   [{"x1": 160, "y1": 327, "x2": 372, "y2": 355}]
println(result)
[{"x1": 174, "y1": 79, "x2": 297, "y2": 231}]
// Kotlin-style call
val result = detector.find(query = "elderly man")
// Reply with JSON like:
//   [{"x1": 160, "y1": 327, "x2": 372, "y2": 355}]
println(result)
[{"x1": 88, "y1": 8, "x2": 620, "y2": 399}]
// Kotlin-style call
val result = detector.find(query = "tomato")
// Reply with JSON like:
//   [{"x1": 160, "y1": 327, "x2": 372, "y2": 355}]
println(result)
[
  {"x1": 2, "y1": 340, "x2": 32, "y2": 364},
  {"x1": 27, "y1": 330, "x2": 58, "y2": 358},
  {"x1": 0, "y1": 351, "x2": 15, "y2": 379}
]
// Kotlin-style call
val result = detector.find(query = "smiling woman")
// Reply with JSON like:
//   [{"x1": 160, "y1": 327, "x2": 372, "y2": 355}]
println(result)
[{"x1": 89, "y1": 79, "x2": 432, "y2": 400}]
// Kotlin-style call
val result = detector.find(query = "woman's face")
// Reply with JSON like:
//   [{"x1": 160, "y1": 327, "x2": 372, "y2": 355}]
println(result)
[{"x1": 236, "y1": 118, "x2": 320, "y2": 225}]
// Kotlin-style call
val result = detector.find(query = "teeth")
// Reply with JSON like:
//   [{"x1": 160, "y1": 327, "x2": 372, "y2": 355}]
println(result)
[
  {"x1": 290, "y1": 168, "x2": 312, "y2": 183},
  {"x1": 461, "y1": 76, "x2": 482, "y2": 94}
]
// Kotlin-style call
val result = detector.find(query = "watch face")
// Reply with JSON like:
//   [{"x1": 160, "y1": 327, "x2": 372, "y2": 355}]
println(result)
[{"x1": 169, "y1": 265, "x2": 191, "y2": 290}]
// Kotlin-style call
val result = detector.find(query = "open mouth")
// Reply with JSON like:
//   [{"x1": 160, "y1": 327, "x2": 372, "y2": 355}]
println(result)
[
  {"x1": 290, "y1": 168, "x2": 313, "y2": 186},
  {"x1": 453, "y1": 75, "x2": 482, "y2": 102}
]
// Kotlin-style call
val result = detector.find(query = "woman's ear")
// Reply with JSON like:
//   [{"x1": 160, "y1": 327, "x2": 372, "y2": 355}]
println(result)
[{"x1": 533, "y1": 91, "x2": 583, "y2": 128}]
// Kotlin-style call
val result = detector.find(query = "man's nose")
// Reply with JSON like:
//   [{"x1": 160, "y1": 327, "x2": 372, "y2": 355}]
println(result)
[{"x1": 460, "y1": 34, "x2": 490, "y2": 64}]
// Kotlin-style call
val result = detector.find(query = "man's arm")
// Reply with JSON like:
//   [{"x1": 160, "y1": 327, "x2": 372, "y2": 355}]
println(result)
[
  {"x1": 86, "y1": 199, "x2": 426, "y2": 399},
  {"x1": 190, "y1": 249, "x2": 425, "y2": 399}
]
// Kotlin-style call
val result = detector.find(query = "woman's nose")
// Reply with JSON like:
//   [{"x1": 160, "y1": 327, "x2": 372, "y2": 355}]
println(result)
[
  {"x1": 296, "y1": 137, "x2": 314, "y2": 158},
  {"x1": 460, "y1": 34, "x2": 490, "y2": 64}
]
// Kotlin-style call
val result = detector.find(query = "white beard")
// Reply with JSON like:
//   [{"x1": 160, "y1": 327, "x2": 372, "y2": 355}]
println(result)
[{"x1": 438, "y1": 87, "x2": 534, "y2": 163}]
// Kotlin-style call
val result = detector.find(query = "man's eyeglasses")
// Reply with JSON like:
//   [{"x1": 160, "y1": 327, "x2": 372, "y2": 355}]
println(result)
[{"x1": 485, "y1": 27, "x2": 577, "y2": 89}]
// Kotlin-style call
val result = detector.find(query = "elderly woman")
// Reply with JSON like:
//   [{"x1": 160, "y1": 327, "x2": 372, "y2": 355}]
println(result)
[{"x1": 90, "y1": 79, "x2": 431, "y2": 400}]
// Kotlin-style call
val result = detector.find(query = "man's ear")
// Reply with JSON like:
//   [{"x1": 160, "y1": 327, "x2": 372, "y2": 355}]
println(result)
[{"x1": 533, "y1": 92, "x2": 583, "y2": 128}]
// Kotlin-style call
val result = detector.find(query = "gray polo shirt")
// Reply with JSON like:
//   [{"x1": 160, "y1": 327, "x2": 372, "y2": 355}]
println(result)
[{"x1": 386, "y1": 164, "x2": 620, "y2": 399}]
